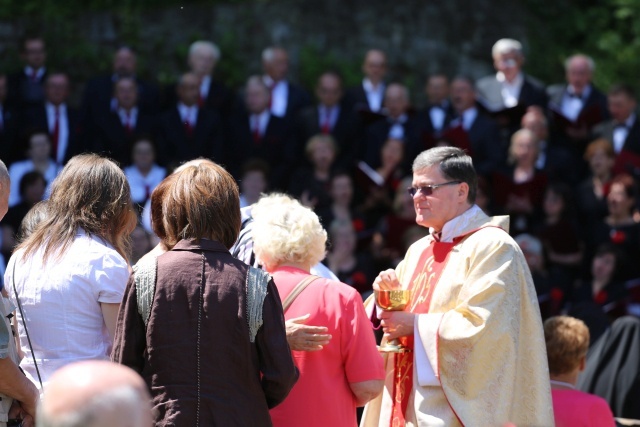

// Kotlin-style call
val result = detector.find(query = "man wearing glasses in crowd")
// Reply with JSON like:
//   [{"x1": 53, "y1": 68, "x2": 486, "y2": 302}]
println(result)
[{"x1": 361, "y1": 147, "x2": 553, "y2": 427}]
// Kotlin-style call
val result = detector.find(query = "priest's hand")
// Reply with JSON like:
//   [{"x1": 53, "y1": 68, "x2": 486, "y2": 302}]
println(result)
[
  {"x1": 373, "y1": 269, "x2": 401, "y2": 290},
  {"x1": 380, "y1": 311, "x2": 415, "y2": 340}
]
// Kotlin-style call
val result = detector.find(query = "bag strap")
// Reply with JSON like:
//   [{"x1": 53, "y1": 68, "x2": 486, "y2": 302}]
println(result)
[
  {"x1": 281, "y1": 275, "x2": 319, "y2": 313},
  {"x1": 11, "y1": 260, "x2": 44, "y2": 390},
  {"x1": 133, "y1": 256, "x2": 158, "y2": 328}
]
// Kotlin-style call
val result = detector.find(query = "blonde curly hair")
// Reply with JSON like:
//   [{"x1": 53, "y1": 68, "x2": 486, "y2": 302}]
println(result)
[{"x1": 252, "y1": 193, "x2": 327, "y2": 271}]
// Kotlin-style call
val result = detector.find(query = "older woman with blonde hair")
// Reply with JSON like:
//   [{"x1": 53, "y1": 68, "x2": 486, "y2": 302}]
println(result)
[
  {"x1": 252, "y1": 193, "x2": 384, "y2": 427},
  {"x1": 7, "y1": 153, "x2": 137, "y2": 388},
  {"x1": 112, "y1": 161, "x2": 298, "y2": 426}
]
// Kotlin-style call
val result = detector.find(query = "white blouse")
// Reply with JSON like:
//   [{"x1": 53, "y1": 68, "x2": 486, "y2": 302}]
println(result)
[{"x1": 5, "y1": 229, "x2": 130, "y2": 389}]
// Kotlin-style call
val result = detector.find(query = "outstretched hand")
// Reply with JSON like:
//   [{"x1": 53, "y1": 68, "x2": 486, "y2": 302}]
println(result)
[{"x1": 286, "y1": 313, "x2": 332, "y2": 351}]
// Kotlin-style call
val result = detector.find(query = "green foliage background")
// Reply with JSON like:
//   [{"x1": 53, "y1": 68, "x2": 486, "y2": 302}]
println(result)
[{"x1": 1, "y1": 0, "x2": 638, "y2": 93}]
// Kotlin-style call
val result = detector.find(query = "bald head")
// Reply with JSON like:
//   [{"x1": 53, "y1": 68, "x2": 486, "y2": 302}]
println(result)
[{"x1": 38, "y1": 361, "x2": 152, "y2": 427}]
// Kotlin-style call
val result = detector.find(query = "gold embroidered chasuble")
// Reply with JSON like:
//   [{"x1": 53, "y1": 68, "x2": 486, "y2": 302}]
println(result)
[{"x1": 361, "y1": 207, "x2": 554, "y2": 427}]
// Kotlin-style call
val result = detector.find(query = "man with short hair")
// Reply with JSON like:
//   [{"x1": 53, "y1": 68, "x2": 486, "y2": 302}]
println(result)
[
  {"x1": 547, "y1": 54, "x2": 609, "y2": 149},
  {"x1": 420, "y1": 73, "x2": 454, "y2": 138},
  {"x1": 361, "y1": 146, "x2": 553, "y2": 426},
  {"x1": 476, "y1": 39, "x2": 547, "y2": 137},
  {"x1": 186, "y1": 40, "x2": 234, "y2": 115},
  {"x1": 295, "y1": 71, "x2": 357, "y2": 169},
  {"x1": 359, "y1": 83, "x2": 421, "y2": 172},
  {"x1": 261, "y1": 47, "x2": 310, "y2": 119},
  {"x1": 345, "y1": 49, "x2": 387, "y2": 114},
  {"x1": 227, "y1": 76, "x2": 294, "y2": 189},
  {"x1": 592, "y1": 84, "x2": 640, "y2": 175},
  {"x1": 443, "y1": 76, "x2": 502, "y2": 177},
  {"x1": 37, "y1": 360, "x2": 152, "y2": 427},
  {"x1": 7, "y1": 36, "x2": 48, "y2": 110},
  {"x1": 82, "y1": 46, "x2": 160, "y2": 126},
  {"x1": 21, "y1": 73, "x2": 82, "y2": 165},
  {"x1": 90, "y1": 77, "x2": 156, "y2": 166},
  {"x1": 0, "y1": 159, "x2": 39, "y2": 427},
  {"x1": 156, "y1": 73, "x2": 224, "y2": 169}
]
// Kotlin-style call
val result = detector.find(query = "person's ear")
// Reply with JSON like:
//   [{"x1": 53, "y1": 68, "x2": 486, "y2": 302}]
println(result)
[{"x1": 459, "y1": 182, "x2": 469, "y2": 201}]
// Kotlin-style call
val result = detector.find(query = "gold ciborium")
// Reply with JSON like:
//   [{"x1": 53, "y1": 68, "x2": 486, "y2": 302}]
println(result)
[{"x1": 375, "y1": 289, "x2": 412, "y2": 353}]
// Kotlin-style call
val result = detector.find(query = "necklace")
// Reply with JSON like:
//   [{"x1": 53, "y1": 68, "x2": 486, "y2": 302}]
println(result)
[{"x1": 550, "y1": 380, "x2": 575, "y2": 390}]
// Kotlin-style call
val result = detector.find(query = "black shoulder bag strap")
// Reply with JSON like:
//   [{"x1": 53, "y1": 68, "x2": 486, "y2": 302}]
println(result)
[{"x1": 11, "y1": 260, "x2": 44, "y2": 390}]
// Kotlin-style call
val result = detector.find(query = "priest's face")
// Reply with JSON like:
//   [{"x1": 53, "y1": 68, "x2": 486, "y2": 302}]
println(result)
[{"x1": 411, "y1": 166, "x2": 464, "y2": 232}]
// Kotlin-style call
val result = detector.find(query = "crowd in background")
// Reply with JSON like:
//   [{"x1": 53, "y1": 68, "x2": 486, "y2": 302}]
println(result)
[{"x1": 1, "y1": 36, "x2": 640, "y2": 325}]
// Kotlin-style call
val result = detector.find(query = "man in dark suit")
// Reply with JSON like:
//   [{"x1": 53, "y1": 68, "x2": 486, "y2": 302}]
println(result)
[
  {"x1": 547, "y1": 54, "x2": 609, "y2": 152},
  {"x1": 261, "y1": 46, "x2": 311, "y2": 121},
  {"x1": 476, "y1": 39, "x2": 548, "y2": 138},
  {"x1": 358, "y1": 83, "x2": 422, "y2": 172},
  {"x1": 296, "y1": 71, "x2": 357, "y2": 170},
  {"x1": 91, "y1": 77, "x2": 156, "y2": 167},
  {"x1": 81, "y1": 46, "x2": 160, "y2": 127},
  {"x1": 521, "y1": 109, "x2": 579, "y2": 184},
  {"x1": 227, "y1": 76, "x2": 294, "y2": 190},
  {"x1": 7, "y1": 35, "x2": 48, "y2": 111},
  {"x1": 592, "y1": 84, "x2": 640, "y2": 176},
  {"x1": 419, "y1": 73, "x2": 456, "y2": 145},
  {"x1": 344, "y1": 49, "x2": 387, "y2": 115},
  {"x1": 156, "y1": 73, "x2": 225, "y2": 170},
  {"x1": 445, "y1": 76, "x2": 502, "y2": 177},
  {"x1": 20, "y1": 73, "x2": 82, "y2": 166},
  {"x1": 0, "y1": 75, "x2": 20, "y2": 165}
]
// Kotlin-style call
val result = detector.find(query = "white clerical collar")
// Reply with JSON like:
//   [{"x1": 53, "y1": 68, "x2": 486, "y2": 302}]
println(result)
[{"x1": 430, "y1": 204, "x2": 481, "y2": 243}]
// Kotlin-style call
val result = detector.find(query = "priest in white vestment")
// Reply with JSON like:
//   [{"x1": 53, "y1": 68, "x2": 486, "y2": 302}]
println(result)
[{"x1": 361, "y1": 146, "x2": 554, "y2": 427}]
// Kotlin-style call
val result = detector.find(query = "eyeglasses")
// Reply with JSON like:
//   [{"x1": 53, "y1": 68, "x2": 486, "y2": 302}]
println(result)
[{"x1": 407, "y1": 181, "x2": 461, "y2": 197}]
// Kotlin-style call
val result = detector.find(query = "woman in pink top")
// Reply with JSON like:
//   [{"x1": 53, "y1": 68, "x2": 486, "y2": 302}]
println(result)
[
  {"x1": 252, "y1": 194, "x2": 385, "y2": 427},
  {"x1": 544, "y1": 316, "x2": 616, "y2": 427}
]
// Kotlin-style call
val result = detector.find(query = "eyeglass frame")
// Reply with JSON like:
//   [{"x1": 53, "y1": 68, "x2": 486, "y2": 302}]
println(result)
[{"x1": 407, "y1": 181, "x2": 461, "y2": 197}]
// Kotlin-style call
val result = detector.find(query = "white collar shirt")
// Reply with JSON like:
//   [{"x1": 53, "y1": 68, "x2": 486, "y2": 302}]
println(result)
[
  {"x1": 264, "y1": 76, "x2": 288, "y2": 118},
  {"x1": 613, "y1": 113, "x2": 636, "y2": 154},
  {"x1": 317, "y1": 104, "x2": 340, "y2": 130},
  {"x1": 200, "y1": 75, "x2": 212, "y2": 99},
  {"x1": 178, "y1": 103, "x2": 198, "y2": 127},
  {"x1": 45, "y1": 102, "x2": 69, "y2": 164},
  {"x1": 363, "y1": 78, "x2": 385, "y2": 112},
  {"x1": 124, "y1": 164, "x2": 167, "y2": 204},
  {"x1": 118, "y1": 107, "x2": 138, "y2": 129},
  {"x1": 249, "y1": 110, "x2": 271, "y2": 138},
  {"x1": 496, "y1": 72, "x2": 524, "y2": 108},
  {"x1": 561, "y1": 84, "x2": 592, "y2": 122},
  {"x1": 388, "y1": 113, "x2": 408, "y2": 140}
]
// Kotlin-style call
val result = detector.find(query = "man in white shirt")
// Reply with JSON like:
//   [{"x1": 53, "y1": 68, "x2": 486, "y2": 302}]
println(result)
[
  {"x1": 422, "y1": 74, "x2": 453, "y2": 136},
  {"x1": 475, "y1": 39, "x2": 547, "y2": 138},
  {"x1": 7, "y1": 35, "x2": 47, "y2": 110},
  {"x1": 261, "y1": 47, "x2": 310, "y2": 119},
  {"x1": 346, "y1": 49, "x2": 387, "y2": 114},
  {"x1": 187, "y1": 40, "x2": 234, "y2": 115},
  {"x1": 547, "y1": 54, "x2": 609, "y2": 148},
  {"x1": 593, "y1": 84, "x2": 640, "y2": 175}
]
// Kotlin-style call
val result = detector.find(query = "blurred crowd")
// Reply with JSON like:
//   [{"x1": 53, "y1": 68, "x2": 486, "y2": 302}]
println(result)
[{"x1": 1, "y1": 34, "x2": 640, "y2": 328}]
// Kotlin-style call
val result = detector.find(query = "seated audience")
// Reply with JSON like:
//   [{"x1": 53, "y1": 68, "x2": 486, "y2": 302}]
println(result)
[
  {"x1": 288, "y1": 134, "x2": 337, "y2": 211},
  {"x1": 123, "y1": 137, "x2": 166, "y2": 209},
  {"x1": 585, "y1": 173, "x2": 640, "y2": 281},
  {"x1": 238, "y1": 158, "x2": 269, "y2": 208},
  {"x1": 8, "y1": 130, "x2": 59, "y2": 207},
  {"x1": 571, "y1": 243, "x2": 628, "y2": 320},
  {"x1": 544, "y1": 316, "x2": 615, "y2": 427},
  {"x1": 325, "y1": 219, "x2": 376, "y2": 299},
  {"x1": 576, "y1": 139, "x2": 615, "y2": 230},
  {"x1": 492, "y1": 128, "x2": 548, "y2": 235}
]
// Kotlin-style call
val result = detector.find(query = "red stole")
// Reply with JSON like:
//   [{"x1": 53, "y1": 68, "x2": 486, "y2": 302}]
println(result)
[{"x1": 390, "y1": 239, "x2": 457, "y2": 426}]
